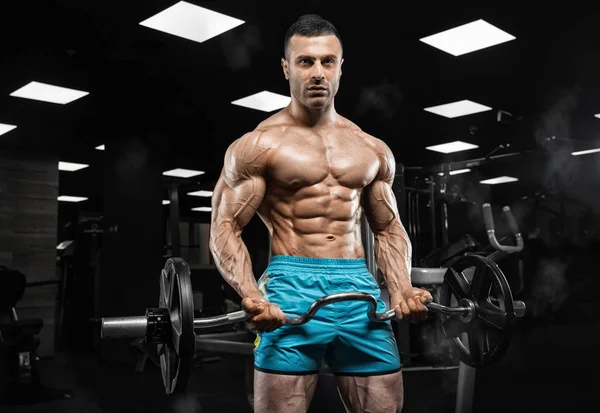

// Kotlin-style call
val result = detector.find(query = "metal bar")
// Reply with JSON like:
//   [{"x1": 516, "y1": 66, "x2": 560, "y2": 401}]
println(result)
[
  {"x1": 10, "y1": 307, "x2": 18, "y2": 322},
  {"x1": 361, "y1": 213, "x2": 378, "y2": 281},
  {"x1": 417, "y1": 150, "x2": 535, "y2": 176},
  {"x1": 403, "y1": 365, "x2": 459, "y2": 372},
  {"x1": 169, "y1": 184, "x2": 181, "y2": 258},
  {"x1": 429, "y1": 178, "x2": 437, "y2": 251},
  {"x1": 101, "y1": 316, "x2": 147, "y2": 339},
  {"x1": 410, "y1": 192, "x2": 418, "y2": 266},
  {"x1": 194, "y1": 311, "x2": 248, "y2": 328},
  {"x1": 455, "y1": 361, "x2": 476, "y2": 413},
  {"x1": 415, "y1": 191, "x2": 421, "y2": 258},
  {"x1": 406, "y1": 191, "x2": 412, "y2": 243},
  {"x1": 405, "y1": 187, "x2": 432, "y2": 195},
  {"x1": 188, "y1": 221, "x2": 194, "y2": 258},
  {"x1": 427, "y1": 302, "x2": 468, "y2": 315},
  {"x1": 195, "y1": 331, "x2": 250, "y2": 341},
  {"x1": 25, "y1": 280, "x2": 60, "y2": 287},
  {"x1": 441, "y1": 201, "x2": 449, "y2": 246},
  {"x1": 487, "y1": 250, "x2": 509, "y2": 263},
  {"x1": 268, "y1": 228, "x2": 273, "y2": 263},
  {"x1": 195, "y1": 338, "x2": 254, "y2": 355}
]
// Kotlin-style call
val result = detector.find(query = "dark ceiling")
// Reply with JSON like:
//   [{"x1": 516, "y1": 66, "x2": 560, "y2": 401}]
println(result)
[{"x1": 2, "y1": 1, "x2": 600, "y2": 220}]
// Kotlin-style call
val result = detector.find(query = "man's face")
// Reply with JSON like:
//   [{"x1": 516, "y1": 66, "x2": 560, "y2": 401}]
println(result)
[{"x1": 282, "y1": 35, "x2": 343, "y2": 110}]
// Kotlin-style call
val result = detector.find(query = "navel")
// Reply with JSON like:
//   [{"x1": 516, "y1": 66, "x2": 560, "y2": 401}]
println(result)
[{"x1": 326, "y1": 235, "x2": 336, "y2": 241}]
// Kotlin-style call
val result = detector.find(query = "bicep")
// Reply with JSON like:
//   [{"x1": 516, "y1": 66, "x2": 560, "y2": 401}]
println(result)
[
  {"x1": 211, "y1": 131, "x2": 270, "y2": 231},
  {"x1": 212, "y1": 170, "x2": 266, "y2": 232}
]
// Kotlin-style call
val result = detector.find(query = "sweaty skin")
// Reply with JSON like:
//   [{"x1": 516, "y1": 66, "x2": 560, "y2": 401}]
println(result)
[{"x1": 209, "y1": 33, "x2": 431, "y2": 413}]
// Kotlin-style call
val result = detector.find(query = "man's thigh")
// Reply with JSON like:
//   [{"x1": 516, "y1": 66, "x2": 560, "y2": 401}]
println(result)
[
  {"x1": 325, "y1": 301, "x2": 402, "y2": 376},
  {"x1": 254, "y1": 369, "x2": 319, "y2": 413},
  {"x1": 334, "y1": 370, "x2": 404, "y2": 413}
]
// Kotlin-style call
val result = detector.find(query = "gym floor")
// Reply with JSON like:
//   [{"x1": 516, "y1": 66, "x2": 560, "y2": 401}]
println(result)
[{"x1": 2, "y1": 312, "x2": 599, "y2": 413}]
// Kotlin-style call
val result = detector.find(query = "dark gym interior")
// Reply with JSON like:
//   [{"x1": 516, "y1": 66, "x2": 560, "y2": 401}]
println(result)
[{"x1": 1, "y1": 2, "x2": 600, "y2": 413}]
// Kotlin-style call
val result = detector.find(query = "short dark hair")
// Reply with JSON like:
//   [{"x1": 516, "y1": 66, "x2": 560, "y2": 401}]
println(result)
[{"x1": 283, "y1": 14, "x2": 343, "y2": 59}]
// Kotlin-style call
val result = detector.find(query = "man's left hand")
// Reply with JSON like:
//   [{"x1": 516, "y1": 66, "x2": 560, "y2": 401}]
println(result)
[{"x1": 390, "y1": 287, "x2": 433, "y2": 323}]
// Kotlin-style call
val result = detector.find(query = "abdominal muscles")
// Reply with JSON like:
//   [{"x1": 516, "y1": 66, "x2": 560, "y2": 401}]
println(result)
[{"x1": 263, "y1": 181, "x2": 366, "y2": 259}]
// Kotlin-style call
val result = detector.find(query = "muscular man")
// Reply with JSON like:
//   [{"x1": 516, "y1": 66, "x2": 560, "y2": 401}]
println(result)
[{"x1": 209, "y1": 14, "x2": 432, "y2": 413}]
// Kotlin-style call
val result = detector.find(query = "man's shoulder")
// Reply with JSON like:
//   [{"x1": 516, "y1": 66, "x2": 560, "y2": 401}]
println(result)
[
  {"x1": 341, "y1": 118, "x2": 392, "y2": 158},
  {"x1": 254, "y1": 110, "x2": 298, "y2": 137},
  {"x1": 231, "y1": 111, "x2": 292, "y2": 148},
  {"x1": 337, "y1": 115, "x2": 363, "y2": 134},
  {"x1": 223, "y1": 115, "x2": 291, "y2": 177},
  {"x1": 339, "y1": 117, "x2": 396, "y2": 180}
]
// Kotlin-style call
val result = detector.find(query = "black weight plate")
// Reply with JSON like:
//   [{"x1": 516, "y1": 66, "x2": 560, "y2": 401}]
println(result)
[
  {"x1": 440, "y1": 254, "x2": 516, "y2": 367},
  {"x1": 158, "y1": 257, "x2": 195, "y2": 394}
]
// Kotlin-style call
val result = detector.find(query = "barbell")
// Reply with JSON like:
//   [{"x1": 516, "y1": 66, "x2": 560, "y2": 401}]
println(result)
[{"x1": 99, "y1": 252, "x2": 526, "y2": 395}]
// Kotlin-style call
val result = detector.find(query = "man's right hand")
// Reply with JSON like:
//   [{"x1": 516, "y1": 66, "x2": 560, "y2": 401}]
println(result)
[{"x1": 241, "y1": 297, "x2": 287, "y2": 333}]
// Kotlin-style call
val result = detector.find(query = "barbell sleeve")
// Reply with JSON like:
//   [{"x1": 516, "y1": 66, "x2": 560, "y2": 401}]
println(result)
[
  {"x1": 513, "y1": 300, "x2": 526, "y2": 317},
  {"x1": 101, "y1": 316, "x2": 148, "y2": 339}
]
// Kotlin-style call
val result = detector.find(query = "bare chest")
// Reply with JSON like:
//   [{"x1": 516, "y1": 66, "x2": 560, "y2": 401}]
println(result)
[{"x1": 268, "y1": 132, "x2": 380, "y2": 189}]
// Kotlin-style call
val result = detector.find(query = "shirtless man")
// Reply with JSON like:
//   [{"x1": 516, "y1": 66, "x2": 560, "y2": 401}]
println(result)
[{"x1": 209, "y1": 14, "x2": 432, "y2": 413}]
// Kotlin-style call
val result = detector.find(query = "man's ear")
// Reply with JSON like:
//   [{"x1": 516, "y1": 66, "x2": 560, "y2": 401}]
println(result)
[
  {"x1": 340, "y1": 58, "x2": 344, "y2": 78},
  {"x1": 281, "y1": 58, "x2": 289, "y2": 80}
]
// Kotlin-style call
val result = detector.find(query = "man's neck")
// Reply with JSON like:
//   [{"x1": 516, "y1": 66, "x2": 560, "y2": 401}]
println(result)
[{"x1": 287, "y1": 99, "x2": 337, "y2": 128}]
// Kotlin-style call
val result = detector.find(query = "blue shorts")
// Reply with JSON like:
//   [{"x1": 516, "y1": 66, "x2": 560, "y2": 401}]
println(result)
[{"x1": 253, "y1": 255, "x2": 401, "y2": 376}]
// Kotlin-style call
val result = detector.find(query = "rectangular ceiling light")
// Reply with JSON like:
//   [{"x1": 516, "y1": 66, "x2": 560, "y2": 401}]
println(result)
[
  {"x1": 59, "y1": 161, "x2": 89, "y2": 171},
  {"x1": 594, "y1": 114, "x2": 600, "y2": 119},
  {"x1": 188, "y1": 190, "x2": 213, "y2": 197},
  {"x1": 163, "y1": 200, "x2": 171, "y2": 205},
  {"x1": 572, "y1": 148, "x2": 600, "y2": 156},
  {"x1": 58, "y1": 195, "x2": 88, "y2": 202},
  {"x1": 438, "y1": 168, "x2": 471, "y2": 176},
  {"x1": 10, "y1": 81, "x2": 89, "y2": 104},
  {"x1": 419, "y1": 19, "x2": 516, "y2": 57},
  {"x1": 139, "y1": 1, "x2": 244, "y2": 44},
  {"x1": 192, "y1": 206, "x2": 212, "y2": 212},
  {"x1": 426, "y1": 141, "x2": 478, "y2": 154},
  {"x1": 424, "y1": 99, "x2": 492, "y2": 118},
  {"x1": 232, "y1": 91, "x2": 292, "y2": 112},
  {"x1": 163, "y1": 168, "x2": 205, "y2": 178},
  {"x1": 0, "y1": 123, "x2": 17, "y2": 137},
  {"x1": 479, "y1": 176, "x2": 519, "y2": 185},
  {"x1": 95, "y1": 144, "x2": 105, "y2": 150}
]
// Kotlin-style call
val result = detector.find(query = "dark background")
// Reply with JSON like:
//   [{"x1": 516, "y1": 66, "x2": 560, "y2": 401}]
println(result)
[{"x1": 1, "y1": 1, "x2": 599, "y2": 412}]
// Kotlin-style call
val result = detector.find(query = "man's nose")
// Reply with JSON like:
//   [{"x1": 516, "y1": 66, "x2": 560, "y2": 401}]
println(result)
[{"x1": 311, "y1": 63, "x2": 325, "y2": 81}]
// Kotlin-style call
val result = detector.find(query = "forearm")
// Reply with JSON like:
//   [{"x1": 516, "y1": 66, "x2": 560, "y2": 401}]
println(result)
[
  {"x1": 209, "y1": 222, "x2": 263, "y2": 301},
  {"x1": 373, "y1": 219, "x2": 413, "y2": 296}
]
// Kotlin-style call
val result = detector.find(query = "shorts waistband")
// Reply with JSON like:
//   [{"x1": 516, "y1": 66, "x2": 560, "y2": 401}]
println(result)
[{"x1": 266, "y1": 255, "x2": 369, "y2": 275}]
